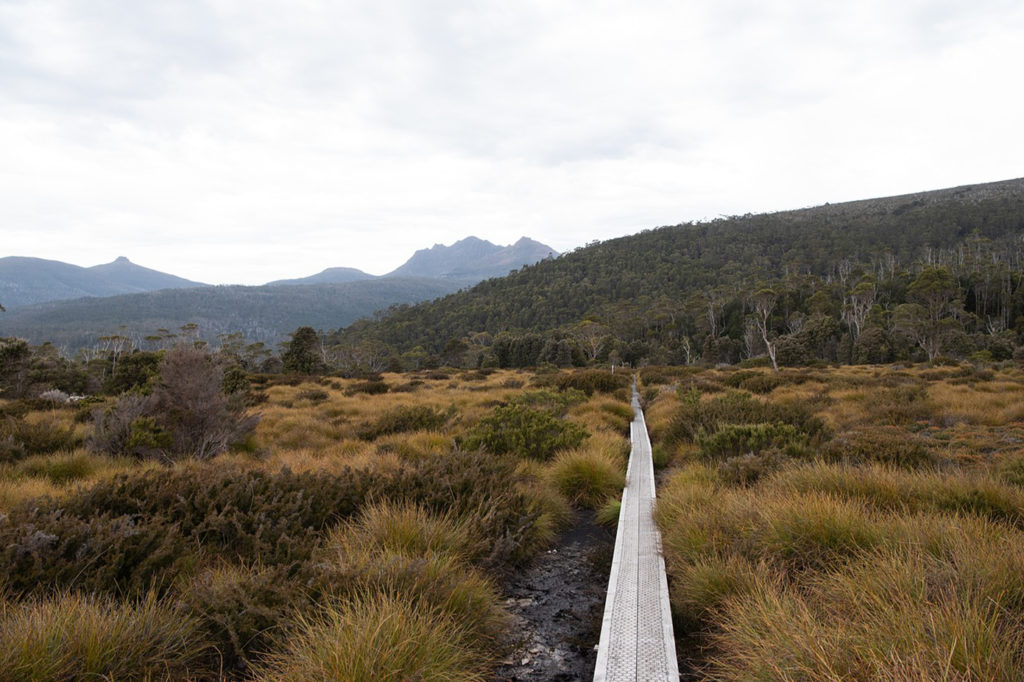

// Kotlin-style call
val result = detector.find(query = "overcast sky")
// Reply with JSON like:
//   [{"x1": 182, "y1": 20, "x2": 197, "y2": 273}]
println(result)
[{"x1": 2, "y1": 0, "x2": 1022, "y2": 285}]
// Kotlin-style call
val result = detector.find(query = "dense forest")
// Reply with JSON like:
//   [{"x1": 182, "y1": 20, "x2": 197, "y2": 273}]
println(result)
[
  {"x1": 326, "y1": 179, "x2": 1024, "y2": 370},
  {"x1": 0, "y1": 277, "x2": 463, "y2": 349}
]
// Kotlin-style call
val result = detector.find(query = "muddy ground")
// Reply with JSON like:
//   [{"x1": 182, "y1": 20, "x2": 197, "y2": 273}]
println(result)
[{"x1": 493, "y1": 510, "x2": 614, "y2": 681}]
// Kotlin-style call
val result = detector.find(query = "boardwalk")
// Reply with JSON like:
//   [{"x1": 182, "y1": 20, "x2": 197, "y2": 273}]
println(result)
[{"x1": 593, "y1": 382, "x2": 679, "y2": 682}]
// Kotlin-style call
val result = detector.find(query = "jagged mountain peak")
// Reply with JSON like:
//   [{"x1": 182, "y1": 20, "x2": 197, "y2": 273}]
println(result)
[{"x1": 385, "y1": 236, "x2": 558, "y2": 281}]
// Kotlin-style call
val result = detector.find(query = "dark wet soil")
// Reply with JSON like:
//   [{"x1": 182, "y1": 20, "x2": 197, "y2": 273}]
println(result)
[{"x1": 493, "y1": 510, "x2": 614, "y2": 682}]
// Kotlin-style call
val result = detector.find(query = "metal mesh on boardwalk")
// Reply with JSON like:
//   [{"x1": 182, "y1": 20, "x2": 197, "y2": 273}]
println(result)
[{"x1": 593, "y1": 382, "x2": 679, "y2": 682}]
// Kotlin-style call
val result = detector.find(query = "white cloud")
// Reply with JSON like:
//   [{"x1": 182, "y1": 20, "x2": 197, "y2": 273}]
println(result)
[{"x1": 1, "y1": 0, "x2": 1022, "y2": 283}]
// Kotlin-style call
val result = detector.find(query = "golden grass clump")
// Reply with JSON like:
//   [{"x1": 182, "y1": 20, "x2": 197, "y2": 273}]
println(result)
[
  {"x1": 324, "y1": 500, "x2": 482, "y2": 564},
  {"x1": 545, "y1": 431, "x2": 628, "y2": 509},
  {"x1": 928, "y1": 380, "x2": 1024, "y2": 426},
  {"x1": 252, "y1": 592, "x2": 491, "y2": 682},
  {"x1": 0, "y1": 476, "x2": 67, "y2": 512},
  {"x1": 656, "y1": 458, "x2": 1024, "y2": 680},
  {"x1": 771, "y1": 460, "x2": 1024, "y2": 525},
  {"x1": 0, "y1": 592, "x2": 208, "y2": 681},
  {"x1": 374, "y1": 430, "x2": 453, "y2": 461}
]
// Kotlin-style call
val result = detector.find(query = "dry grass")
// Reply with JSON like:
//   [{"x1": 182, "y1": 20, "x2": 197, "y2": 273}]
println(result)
[
  {"x1": 0, "y1": 476, "x2": 67, "y2": 512},
  {"x1": 651, "y1": 363, "x2": 1024, "y2": 681},
  {"x1": 0, "y1": 592, "x2": 209, "y2": 681},
  {"x1": 0, "y1": 368, "x2": 638, "y2": 680},
  {"x1": 252, "y1": 591, "x2": 491, "y2": 682}
]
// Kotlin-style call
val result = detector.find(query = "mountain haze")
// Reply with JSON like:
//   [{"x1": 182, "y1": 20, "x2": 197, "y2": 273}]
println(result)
[
  {"x1": 0, "y1": 278, "x2": 463, "y2": 349},
  {"x1": 0, "y1": 256, "x2": 205, "y2": 310},
  {"x1": 385, "y1": 236, "x2": 557, "y2": 280},
  {"x1": 267, "y1": 267, "x2": 375, "y2": 286},
  {"x1": 0, "y1": 235, "x2": 558, "y2": 349}
]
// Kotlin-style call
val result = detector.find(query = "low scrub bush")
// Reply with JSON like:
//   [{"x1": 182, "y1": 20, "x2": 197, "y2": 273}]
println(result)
[
  {"x1": 179, "y1": 562, "x2": 309, "y2": 674},
  {"x1": 294, "y1": 387, "x2": 329, "y2": 404},
  {"x1": 0, "y1": 464, "x2": 373, "y2": 596},
  {"x1": 823, "y1": 427, "x2": 936, "y2": 467},
  {"x1": 458, "y1": 404, "x2": 588, "y2": 461},
  {"x1": 651, "y1": 444, "x2": 670, "y2": 469},
  {"x1": 697, "y1": 422, "x2": 807, "y2": 461},
  {"x1": 666, "y1": 391, "x2": 830, "y2": 446},
  {"x1": 533, "y1": 369, "x2": 630, "y2": 396},
  {"x1": 345, "y1": 380, "x2": 389, "y2": 395},
  {"x1": 0, "y1": 449, "x2": 557, "y2": 598},
  {"x1": 723, "y1": 370, "x2": 782, "y2": 394},
  {"x1": 638, "y1": 365, "x2": 702, "y2": 386},
  {"x1": 863, "y1": 383, "x2": 936, "y2": 426},
  {"x1": 0, "y1": 592, "x2": 209, "y2": 681},
  {"x1": 356, "y1": 404, "x2": 453, "y2": 441},
  {"x1": 508, "y1": 388, "x2": 588, "y2": 415},
  {"x1": 717, "y1": 450, "x2": 785, "y2": 486}
]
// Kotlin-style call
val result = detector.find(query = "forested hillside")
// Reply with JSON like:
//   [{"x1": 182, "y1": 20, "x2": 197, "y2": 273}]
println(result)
[
  {"x1": 0, "y1": 278, "x2": 462, "y2": 350},
  {"x1": 331, "y1": 179, "x2": 1024, "y2": 369}
]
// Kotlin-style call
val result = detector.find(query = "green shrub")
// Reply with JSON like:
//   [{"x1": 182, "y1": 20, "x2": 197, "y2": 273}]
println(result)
[
  {"x1": 101, "y1": 350, "x2": 162, "y2": 395},
  {"x1": 638, "y1": 365, "x2": 702, "y2": 386},
  {"x1": 0, "y1": 592, "x2": 209, "y2": 681},
  {"x1": 0, "y1": 450, "x2": 555, "y2": 597},
  {"x1": 90, "y1": 346, "x2": 259, "y2": 461},
  {"x1": 697, "y1": 423, "x2": 807, "y2": 461},
  {"x1": 508, "y1": 388, "x2": 588, "y2": 415},
  {"x1": 356, "y1": 405, "x2": 453, "y2": 441},
  {"x1": 717, "y1": 450, "x2": 786, "y2": 486},
  {"x1": 346, "y1": 380, "x2": 389, "y2": 395},
  {"x1": 665, "y1": 391, "x2": 830, "y2": 445},
  {"x1": 294, "y1": 387, "x2": 329, "y2": 404},
  {"x1": 178, "y1": 562, "x2": 308, "y2": 674},
  {"x1": 458, "y1": 404, "x2": 588, "y2": 461},
  {"x1": 823, "y1": 427, "x2": 936, "y2": 467},
  {"x1": 864, "y1": 383, "x2": 936, "y2": 426},
  {"x1": 651, "y1": 444, "x2": 670, "y2": 470},
  {"x1": 533, "y1": 369, "x2": 630, "y2": 396}
]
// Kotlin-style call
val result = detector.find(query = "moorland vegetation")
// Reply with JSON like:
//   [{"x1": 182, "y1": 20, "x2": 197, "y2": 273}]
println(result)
[
  {"x1": 643, "y1": 362, "x2": 1024, "y2": 680},
  {"x1": 0, "y1": 348, "x2": 631, "y2": 680}
]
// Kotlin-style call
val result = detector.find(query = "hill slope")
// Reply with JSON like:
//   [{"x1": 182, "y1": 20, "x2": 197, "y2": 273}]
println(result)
[
  {"x1": 332, "y1": 178, "x2": 1024, "y2": 362},
  {"x1": 0, "y1": 278, "x2": 463, "y2": 349},
  {"x1": 0, "y1": 256, "x2": 205, "y2": 309}
]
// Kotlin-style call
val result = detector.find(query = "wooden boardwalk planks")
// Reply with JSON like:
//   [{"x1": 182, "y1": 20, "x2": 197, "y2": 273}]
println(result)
[{"x1": 593, "y1": 382, "x2": 679, "y2": 682}]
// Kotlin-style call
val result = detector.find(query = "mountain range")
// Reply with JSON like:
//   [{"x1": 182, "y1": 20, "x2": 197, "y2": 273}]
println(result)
[
  {"x1": 0, "y1": 256, "x2": 204, "y2": 310},
  {"x1": 0, "y1": 236, "x2": 558, "y2": 348}
]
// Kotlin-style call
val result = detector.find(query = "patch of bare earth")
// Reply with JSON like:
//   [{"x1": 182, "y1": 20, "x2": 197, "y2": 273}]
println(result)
[{"x1": 493, "y1": 510, "x2": 613, "y2": 681}]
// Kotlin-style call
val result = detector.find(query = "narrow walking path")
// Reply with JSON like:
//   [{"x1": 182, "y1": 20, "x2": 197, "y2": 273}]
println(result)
[{"x1": 593, "y1": 381, "x2": 679, "y2": 682}]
